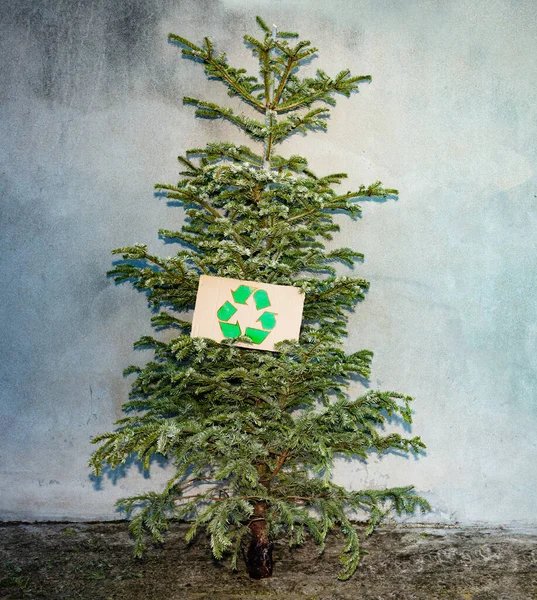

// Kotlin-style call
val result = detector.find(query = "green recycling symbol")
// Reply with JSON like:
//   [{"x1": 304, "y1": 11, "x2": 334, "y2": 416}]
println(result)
[{"x1": 217, "y1": 284, "x2": 277, "y2": 345}]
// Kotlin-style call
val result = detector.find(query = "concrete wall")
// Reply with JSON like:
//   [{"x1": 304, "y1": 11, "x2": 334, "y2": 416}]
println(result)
[{"x1": 1, "y1": 0, "x2": 536, "y2": 524}]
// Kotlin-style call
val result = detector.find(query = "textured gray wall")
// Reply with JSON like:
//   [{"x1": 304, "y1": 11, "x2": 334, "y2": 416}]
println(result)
[{"x1": 1, "y1": 0, "x2": 536, "y2": 523}]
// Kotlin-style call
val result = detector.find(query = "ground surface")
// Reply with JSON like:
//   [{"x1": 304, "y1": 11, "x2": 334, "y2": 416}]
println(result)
[{"x1": 0, "y1": 522, "x2": 535, "y2": 599}]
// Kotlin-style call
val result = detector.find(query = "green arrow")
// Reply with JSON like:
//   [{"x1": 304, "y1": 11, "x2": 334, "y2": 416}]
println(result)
[
  {"x1": 217, "y1": 301, "x2": 237, "y2": 322},
  {"x1": 244, "y1": 327, "x2": 271, "y2": 344},
  {"x1": 253, "y1": 289, "x2": 271, "y2": 310},
  {"x1": 219, "y1": 321, "x2": 241, "y2": 339},
  {"x1": 257, "y1": 311, "x2": 276, "y2": 330},
  {"x1": 231, "y1": 285, "x2": 254, "y2": 304}
]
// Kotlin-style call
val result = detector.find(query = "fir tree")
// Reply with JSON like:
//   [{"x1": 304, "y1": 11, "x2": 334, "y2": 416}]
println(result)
[{"x1": 90, "y1": 16, "x2": 429, "y2": 580}]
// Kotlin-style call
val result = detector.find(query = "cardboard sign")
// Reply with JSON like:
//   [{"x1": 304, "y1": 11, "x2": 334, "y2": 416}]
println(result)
[{"x1": 191, "y1": 275, "x2": 304, "y2": 352}]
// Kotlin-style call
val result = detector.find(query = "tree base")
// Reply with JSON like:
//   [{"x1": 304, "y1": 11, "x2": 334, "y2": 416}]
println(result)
[{"x1": 245, "y1": 537, "x2": 274, "y2": 579}]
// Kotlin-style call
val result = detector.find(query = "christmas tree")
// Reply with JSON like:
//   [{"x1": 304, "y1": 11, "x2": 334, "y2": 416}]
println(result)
[{"x1": 90, "y1": 17, "x2": 429, "y2": 580}]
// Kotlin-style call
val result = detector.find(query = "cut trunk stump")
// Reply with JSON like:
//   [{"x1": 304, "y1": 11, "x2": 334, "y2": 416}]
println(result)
[{"x1": 246, "y1": 501, "x2": 273, "y2": 579}]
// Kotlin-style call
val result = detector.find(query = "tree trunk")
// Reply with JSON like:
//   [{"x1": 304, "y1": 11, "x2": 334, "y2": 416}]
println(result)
[{"x1": 245, "y1": 501, "x2": 273, "y2": 579}]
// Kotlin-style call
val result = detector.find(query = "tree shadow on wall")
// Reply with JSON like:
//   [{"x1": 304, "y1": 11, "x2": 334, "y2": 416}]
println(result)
[{"x1": 89, "y1": 452, "x2": 170, "y2": 491}]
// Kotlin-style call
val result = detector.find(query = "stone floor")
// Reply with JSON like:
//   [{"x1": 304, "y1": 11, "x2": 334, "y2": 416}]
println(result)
[{"x1": 0, "y1": 522, "x2": 536, "y2": 599}]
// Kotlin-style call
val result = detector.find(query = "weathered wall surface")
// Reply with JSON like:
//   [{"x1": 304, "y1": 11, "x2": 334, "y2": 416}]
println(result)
[{"x1": 1, "y1": 0, "x2": 536, "y2": 523}]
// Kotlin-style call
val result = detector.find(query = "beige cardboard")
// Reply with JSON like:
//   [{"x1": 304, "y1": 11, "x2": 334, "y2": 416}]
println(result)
[{"x1": 191, "y1": 275, "x2": 305, "y2": 352}]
